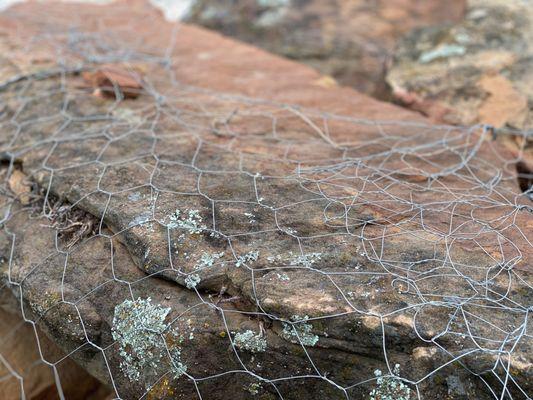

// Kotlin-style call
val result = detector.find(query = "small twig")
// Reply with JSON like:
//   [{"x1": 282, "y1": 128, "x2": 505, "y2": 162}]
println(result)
[
  {"x1": 211, "y1": 109, "x2": 239, "y2": 138},
  {"x1": 217, "y1": 296, "x2": 241, "y2": 304},
  {"x1": 286, "y1": 106, "x2": 339, "y2": 148},
  {"x1": 0, "y1": 66, "x2": 85, "y2": 92}
]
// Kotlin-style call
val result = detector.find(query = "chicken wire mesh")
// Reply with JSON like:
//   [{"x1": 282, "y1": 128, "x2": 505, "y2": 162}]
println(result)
[{"x1": 0, "y1": 2, "x2": 532, "y2": 400}]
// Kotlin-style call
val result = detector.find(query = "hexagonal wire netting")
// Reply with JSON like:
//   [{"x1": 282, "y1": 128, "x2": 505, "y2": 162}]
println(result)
[{"x1": 0, "y1": 3, "x2": 531, "y2": 400}]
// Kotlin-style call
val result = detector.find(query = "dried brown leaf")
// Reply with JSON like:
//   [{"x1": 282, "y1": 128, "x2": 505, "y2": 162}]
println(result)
[
  {"x1": 8, "y1": 169, "x2": 31, "y2": 205},
  {"x1": 82, "y1": 65, "x2": 143, "y2": 99}
]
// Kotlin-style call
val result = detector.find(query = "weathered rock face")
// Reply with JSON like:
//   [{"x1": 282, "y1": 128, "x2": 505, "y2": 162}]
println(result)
[
  {"x1": 0, "y1": 1, "x2": 531, "y2": 400},
  {"x1": 0, "y1": 299, "x2": 110, "y2": 399},
  {"x1": 185, "y1": 0, "x2": 466, "y2": 98},
  {"x1": 387, "y1": 0, "x2": 532, "y2": 130}
]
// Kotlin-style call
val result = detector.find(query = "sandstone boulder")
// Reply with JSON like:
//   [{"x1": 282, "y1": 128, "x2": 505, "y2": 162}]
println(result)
[
  {"x1": 387, "y1": 0, "x2": 532, "y2": 130},
  {"x1": 0, "y1": 1, "x2": 531, "y2": 400},
  {"x1": 185, "y1": 0, "x2": 466, "y2": 98}
]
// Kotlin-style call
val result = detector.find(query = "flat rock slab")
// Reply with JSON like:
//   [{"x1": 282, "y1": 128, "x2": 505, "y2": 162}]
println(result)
[
  {"x1": 387, "y1": 0, "x2": 532, "y2": 130},
  {"x1": 0, "y1": 1, "x2": 531, "y2": 400},
  {"x1": 186, "y1": 0, "x2": 466, "y2": 98}
]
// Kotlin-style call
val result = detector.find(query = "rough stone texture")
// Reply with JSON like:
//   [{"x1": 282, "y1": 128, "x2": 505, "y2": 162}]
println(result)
[
  {"x1": 185, "y1": 0, "x2": 466, "y2": 99},
  {"x1": 387, "y1": 0, "x2": 533, "y2": 190},
  {"x1": 0, "y1": 307, "x2": 109, "y2": 400},
  {"x1": 0, "y1": 1, "x2": 531, "y2": 400},
  {"x1": 387, "y1": 0, "x2": 532, "y2": 130}
]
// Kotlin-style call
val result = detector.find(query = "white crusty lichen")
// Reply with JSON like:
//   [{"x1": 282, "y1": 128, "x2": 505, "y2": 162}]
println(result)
[
  {"x1": 195, "y1": 251, "x2": 225, "y2": 270},
  {"x1": 280, "y1": 315, "x2": 319, "y2": 346},
  {"x1": 167, "y1": 209, "x2": 206, "y2": 234},
  {"x1": 246, "y1": 382, "x2": 263, "y2": 395},
  {"x1": 129, "y1": 211, "x2": 155, "y2": 232},
  {"x1": 235, "y1": 250, "x2": 259, "y2": 267},
  {"x1": 291, "y1": 252, "x2": 322, "y2": 267},
  {"x1": 369, "y1": 364, "x2": 412, "y2": 400},
  {"x1": 244, "y1": 212, "x2": 257, "y2": 224},
  {"x1": 282, "y1": 227, "x2": 297, "y2": 235},
  {"x1": 233, "y1": 330, "x2": 267, "y2": 353},
  {"x1": 112, "y1": 297, "x2": 187, "y2": 384},
  {"x1": 276, "y1": 272, "x2": 290, "y2": 281},
  {"x1": 266, "y1": 252, "x2": 322, "y2": 268},
  {"x1": 267, "y1": 254, "x2": 282, "y2": 263}
]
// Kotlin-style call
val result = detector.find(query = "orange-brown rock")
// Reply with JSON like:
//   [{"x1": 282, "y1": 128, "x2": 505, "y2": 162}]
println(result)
[
  {"x1": 186, "y1": 0, "x2": 467, "y2": 98},
  {"x1": 387, "y1": 0, "x2": 532, "y2": 129},
  {"x1": 0, "y1": 1, "x2": 530, "y2": 400}
]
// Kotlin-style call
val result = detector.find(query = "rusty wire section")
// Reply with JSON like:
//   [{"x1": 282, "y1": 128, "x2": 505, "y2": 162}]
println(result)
[{"x1": 0, "y1": 6, "x2": 532, "y2": 400}]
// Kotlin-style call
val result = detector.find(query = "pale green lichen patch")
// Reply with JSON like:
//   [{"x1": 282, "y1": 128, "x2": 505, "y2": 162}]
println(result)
[
  {"x1": 266, "y1": 252, "x2": 322, "y2": 268},
  {"x1": 280, "y1": 315, "x2": 319, "y2": 346},
  {"x1": 195, "y1": 251, "x2": 225, "y2": 270},
  {"x1": 167, "y1": 209, "x2": 206, "y2": 234},
  {"x1": 184, "y1": 273, "x2": 201, "y2": 289},
  {"x1": 369, "y1": 364, "x2": 412, "y2": 400},
  {"x1": 246, "y1": 382, "x2": 263, "y2": 395},
  {"x1": 235, "y1": 250, "x2": 259, "y2": 267},
  {"x1": 112, "y1": 297, "x2": 187, "y2": 384},
  {"x1": 175, "y1": 245, "x2": 225, "y2": 291},
  {"x1": 276, "y1": 272, "x2": 290, "y2": 281},
  {"x1": 291, "y1": 252, "x2": 321, "y2": 267},
  {"x1": 233, "y1": 330, "x2": 267, "y2": 353}
]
